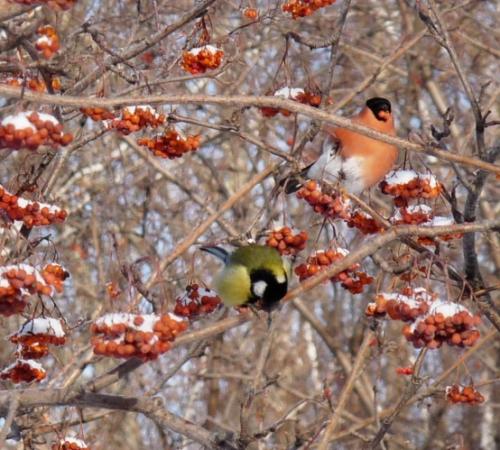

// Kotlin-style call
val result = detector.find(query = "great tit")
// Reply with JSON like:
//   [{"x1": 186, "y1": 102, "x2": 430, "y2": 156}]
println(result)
[
  {"x1": 200, "y1": 244, "x2": 289, "y2": 311},
  {"x1": 285, "y1": 97, "x2": 398, "y2": 194}
]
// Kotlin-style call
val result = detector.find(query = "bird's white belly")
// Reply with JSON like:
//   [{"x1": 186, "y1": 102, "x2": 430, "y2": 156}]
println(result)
[{"x1": 306, "y1": 154, "x2": 367, "y2": 194}]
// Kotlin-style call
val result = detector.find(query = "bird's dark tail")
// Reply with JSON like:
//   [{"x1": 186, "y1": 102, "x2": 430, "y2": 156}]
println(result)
[
  {"x1": 281, "y1": 164, "x2": 313, "y2": 194},
  {"x1": 200, "y1": 246, "x2": 230, "y2": 264}
]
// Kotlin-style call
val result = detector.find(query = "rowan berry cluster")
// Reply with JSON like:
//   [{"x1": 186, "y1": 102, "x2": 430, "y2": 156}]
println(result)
[
  {"x1": 402, "y1": 301, "x2": 481, "y2": 349},
  {"x1": 42, "y1": 263, "x2": 70, "y2": 293},
  {"x1": 80, "y1": 107, "x2": 115, "y2": 122},
  {"x1": 365, "y1": 287, "x2": 434, "y2": 322},
  {"x1": 10, "y1": 317, "x2": 67, "y2": 346},
  {"x1": 283, "y1": 0, "x2": 336, "y2": 19},
  {"x1": 242, "y1": 7, "x2": 259, "y2": 20},
  {"x1": 0, "y1": 184, "x2": 68, "y2": 228},
  {"x1": 390, "y1": 204, "x2": 433, "y2": 225},
  {"x1": 380, "y1": 170, "x2": 442, "y2": 207},
  {"x1": 346, "y1": 210, "x2": 384, "y2": 234},
  {"x1": 416, "y1": 216, "x2": 463, "y2": 246},
  {"x1": 294, "y1": 248, "x2": 373, "y2": 294},
  {"x1": 0, "y1": 112, "x2": 73, "y2": 150},
  {"x1": 35, "y1": 25, "x2": 60, "y2": 59},
  {"x1": 266, "y1": 226, "x2": 307, "y2": 255},
  {"x1": 16, "y1": 341, "x2": 49, "y2": 360},
  {"x1": 91, "y1": 313, "x2": 188, "y2": 360},
  {"x1": 2, "y1": 317, "x2": 66, "y2": 383},
  {"x1": 109, "y1": 106, "x2": 165, "y2": 135},
  {"x1": 296, "y1": 180, "x2": 351, "y2": 220},
  {"x1": 11, "y1": 0, "x2": 76, "y2": 10},
  {"x1": 137, "y1": 129, "x2": 201, "y2": 159},
  {"x1": 395, "y1": 367, "x2": 414, "y2": 376},
  {"x1": 52, "y1": 437, "x2": 90, "y2": 450},
  {"x1": 181, "y1": 45, "x2": 224, "y2": 74},
  {"x1": 174, "y1": 284, "x2": 222, "y2": 318},
  {"x1": 0, "y1": 359, "x2": 46, "y2": 383},
  {"x1": 260, "y1": 88, "x2": 321, "y2": 117},
  {"x1": 2, "y1": 76, "x2": 61, "y2": 92},
  {"x1": 445, "y1": 384, "x2": 485, "y2": 405}
]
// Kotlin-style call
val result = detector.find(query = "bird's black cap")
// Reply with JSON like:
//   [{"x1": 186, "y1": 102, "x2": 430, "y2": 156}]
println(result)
[{"x1": 366, "y1": 97, "x2": 391, "y2": 115}]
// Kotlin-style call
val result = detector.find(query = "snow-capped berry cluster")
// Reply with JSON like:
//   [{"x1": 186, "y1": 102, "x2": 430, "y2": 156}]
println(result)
[
  {"x1": 417, "y1": 216, "x2": 463, "y2": 246},
  {"x1": 365, "y1": 287, "x2": 434, "y2": 322},
  {"x1": 91, "y1": 313, "x2": 188, "y2": 360},
  {"x1": 10, "y1": 317, "x2": 66, "y2": 346},
  {"x1": 283, "y1": 0, "x2": 336, "y2": 19},
  {"x1": 446, "y1": 385, "x2": 485, "y2": 405},
  {"x1": 0, "y1": 263, "x2": 67, "y2": 316},
  {"x1": 347, "y1": 210, "x2": 384, "y2": 234},
  {"x1": 109, "y1": 106, "x2": 165, "y2": 135},
  {"x1": 11, "y1": 0, "x2": 76, "y2": 10},
  {"x1": 137, "y1": 129, "x2": 201, "y2": 159},
  {"x1": 294, "y1": 248, "x2": 373, "y2": 294},
  {"x1": 80, "y1": 107, "x2": 115, "y2": 122},
  {"x1": 0, "y1": 112, "x2": 73, "y2": 150},
  {"x1": 41, "y1": 263, "x2": 70, "y2": 293},
  {"x1": 296, "y1": 181, "x2": 351, "y2": 221},
  {"x1": 260, "y1": 88, "x2": 321, "y2": 118},
  {"x1": 0, "y1": 359, "x2": 46, "y2": 383},
  {"x1": 390, "y1": 204, "x2": 434, "y2": 225},
  {"x1": 181, "y1": 45, "x2": 224, "y2": 74},
  {"x1": 0, "y1": 184, "x2": 68, "y2": 228},
  {"x1": 380, "y1": 170, "x2": 442, "y2": 207},
  {"x1": 35, "y1": 25, "x2": 60, "y2": 59},
  {"x1": 266, "y1": 226, "x2": 307, "y2": 256},
  {"x1": 52, "y1": 437, "x2": 90, "y2": 450},
  {"x1": 2, "y1": 317, "x2": 66, "y2": 383},
  {"x1": 2, "y1": 76, "x2": 61, "y2": 92},
  {"x1": 174, "y1": 284, "x2": 222, "y2": 318},
  {"x1": 402, "y1": 301, "x2": 480, "y2": 349}
]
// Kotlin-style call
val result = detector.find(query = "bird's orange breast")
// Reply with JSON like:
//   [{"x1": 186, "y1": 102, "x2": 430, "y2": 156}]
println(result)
[{"x1": 329, "y1": 118, "x2": 398, "y2": 189}]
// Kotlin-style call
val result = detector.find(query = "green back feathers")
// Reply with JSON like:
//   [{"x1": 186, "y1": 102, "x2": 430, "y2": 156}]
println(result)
[{"x1": 229, "y1": 245, "x2": 287, "y2": 283}]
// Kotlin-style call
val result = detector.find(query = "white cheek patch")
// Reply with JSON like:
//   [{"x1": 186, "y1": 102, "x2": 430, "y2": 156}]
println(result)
[
  {"x1": 252, "y1": 280, "x2": 267, "y2": 298},
  {"x1": 276, "y1": 274, "x2": 286, "y2": 284}
]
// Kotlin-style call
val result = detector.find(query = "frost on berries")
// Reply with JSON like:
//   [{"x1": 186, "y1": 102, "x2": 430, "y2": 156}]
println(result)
[
  {"x1": 283, "y1": 0, "x2": 337, "y2": 20},
  {"x1": 446, "y1": 384, "x2": 485, "y2": 405},
  {"x1": 0, "y1": 359, "x2": 46, "y2": 384},
  {"x1": 181, "y1": 45, "x2": 224, "y2": 74},
  {"x1": 137, "y1": 128, "x2": 201, "y2": 159},
  {"x1": 0, "y1": 184, "x2": 68, "y2": 228},
  {"x1": 266, "y1": 226, "x2": 307, "y2": 256},
  {"x1": 380, "y1": 170, "x2": 443, "y2": 207},
  {"x1": 10, "y1": 317, "x2": 66, "y2": 346},
  {"x1": 109, "y1": 105, "x2": 165, "y2": 135},
  {"x1": 91, "y1": 313, "x2": 188, "y2": 360},
  {"x1": 0, "y1": 112, "x2": 73, "y2": 150},
  {"x1": 52, "y1": 437, "x2": 90, "y2": 450},
  {"x1": 294, "y1": 247, "x2": 373, "y2": 294},
  {"x1": 260, "y1": 87, "x2": 321, "y2": 118},
  {"x1": 0, "y1": 263, "x2": 68, "y2": 316},
  {"x1": 174, "y1": 283, "x2": 222, "y2": 318},
  {"x1": 365, "y1": 287, "x2": 434, "y2": 322},
  {"x1": 35, "y1": 25, "x2": 60, "y2": 59},
  {"x1": 402, "y1": 301, "x2": 481, "y2": 349}
]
